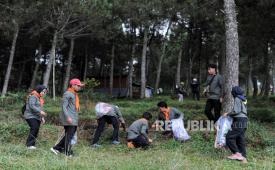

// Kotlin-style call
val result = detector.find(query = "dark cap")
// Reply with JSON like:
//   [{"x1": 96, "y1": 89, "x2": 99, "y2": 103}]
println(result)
[
  {"x1": 208, "y1": 64, "x2": 217, "y2": 69},
  {"x1": 35, "y1": 85, "x2": 47, "y2": 93}
]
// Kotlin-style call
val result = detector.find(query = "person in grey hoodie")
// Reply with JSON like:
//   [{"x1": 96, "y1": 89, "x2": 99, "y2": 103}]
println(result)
[
  {"x1": 51, "y1": 78, "x2": 84, "y2": 157},
  {"x1": 204, "y1": 64, "x2": 224, "y2": 122},
  {"x1": 127, "y1": 112, "x2": 153, "y2": 148},
  {"x1": 224, "y1": 86, "x2": 248, "y2": 163},
  {"x1": 24, "y1": 85, "x2": 47, "y2": 149},
  {"x1": 91, "y1": 102, "x2": 126, "y2": 147}
]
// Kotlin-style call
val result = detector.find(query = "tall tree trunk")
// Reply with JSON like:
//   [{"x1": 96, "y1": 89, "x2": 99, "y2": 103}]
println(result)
[
  {"x1": 17, "y1": 61, "x2": 26, "y2": 89},
  {"x1": 83, "y1": 46, "x2": 88, "y2": 80},
  {"x1": 264, "y1": 42, "x2": 272, "y2": 97},
  {"x1": 1, "y1": 22, "x2": 19, "y2": 97},
  {"x1": 30, "y1": 44, "x2": 42, "y2": 89},
  {"x1": 128, "y1": 43, "x2": 135, "y2": 98},
  {"x1": 154, "y1": 21, "x2": 172, "y2": 93},
  {"x1": 109, "y1": 42, "x2": 115, "y2": 96},
  {"x1": 176, "y1": 47, "x2": 183, "y2": 86},
  {"x1": 252, "y1": 76, "x2": 258, "y2": 98},
  {"x1": 63, "y1": 38, "x2": 75, "y2": 92},
  {"x1": 223, "y1": 0, "x2": 240, "y2": 112},
  {"x1": 246, "y1": 55, "x2": 253, "y2": 96},
  {"x1": 140, "y1": 27, "x2": 149, "y2": 98},
  {"x1": 43, "y1": 30, "x2": 57, "y2": 88}
]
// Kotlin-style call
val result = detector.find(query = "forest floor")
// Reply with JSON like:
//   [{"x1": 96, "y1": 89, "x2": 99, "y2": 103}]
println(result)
[{"x1": 0, "y1": 95, "x2": 274, "y2": 170}]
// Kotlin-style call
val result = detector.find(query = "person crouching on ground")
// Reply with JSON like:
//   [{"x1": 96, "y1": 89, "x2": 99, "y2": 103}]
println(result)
[
  {"x1": 223, "y1": 86, "x2": 248, "y2": 163},
  {"x1": 127, "y1": 112, "x2": 153, "y2": 149},
  {"x1": 24, "y1": 85, "x2": 47, "y2": 149},
  {"x1": 51, "y1": 78, "x2": 84, "y2": 157},
  {"x1": 156, "y1": 101, "x2": 183, "y2": 136},
  {"x1": 91, "y1": 102, "x2": 126, "y2": 148}
]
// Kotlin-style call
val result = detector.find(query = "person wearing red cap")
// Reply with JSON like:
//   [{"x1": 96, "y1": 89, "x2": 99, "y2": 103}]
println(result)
[{"x1": 51, "y1": 78, "x2": 84, "y2": 157}]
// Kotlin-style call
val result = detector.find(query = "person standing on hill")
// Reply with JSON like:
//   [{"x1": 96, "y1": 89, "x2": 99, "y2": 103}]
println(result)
[
  {"x1": 203, "y1": 64, "x2": 224, "y2": 123},
  {"x1": 223, "y1": 86, "x2": 248, "y2": 163},
  {"x1": 51, "y1": 78, "x2": 84, "y2": 157},
  {"x1": 190, "y1": 78, "x2": 200, "y2": 101},
  {"x1": 24, "y1": 85, "x2": 47, "y2": 149}
]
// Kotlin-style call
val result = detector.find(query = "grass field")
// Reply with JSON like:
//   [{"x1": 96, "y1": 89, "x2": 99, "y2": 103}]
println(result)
[{"x1": 0, "y1": 95, "x2": 274, "y2": 170}]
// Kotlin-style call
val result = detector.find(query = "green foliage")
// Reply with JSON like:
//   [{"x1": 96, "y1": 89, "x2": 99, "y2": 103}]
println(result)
[
  {"x1": 0, "y1": 123, "x2": 28, "y2": 142},
  {"x1": 83, "y1": 78, "x2": 100, "y2": 90},
  {"x1": 246, "y1": 121, "x2": 275, "y2": 147},
  {"x1": 249, "y1": 108, "x2": 275, "y2": 123}
]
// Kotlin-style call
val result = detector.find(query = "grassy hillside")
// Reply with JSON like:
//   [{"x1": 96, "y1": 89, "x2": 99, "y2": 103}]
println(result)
[{"x1": 0, "y1": 94, "x2": 274, "y2": 170}]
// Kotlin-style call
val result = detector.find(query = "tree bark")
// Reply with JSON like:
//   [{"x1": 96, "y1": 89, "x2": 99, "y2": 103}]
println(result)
[
  {"x1": 223, "y1": 0, "x2": 240, "y2": 112},
  {"x1": 264, "y1": 42, "x2": 272, "y2": 97},
  {"x1": 246, "y1": 55, "x2": 253, "y2": 96},
  {"x1": 83, "y1": 45, "x2": 88, "y2": 80},
  {"x1": 154, "y1": 21, "x2": 172, "y2": 93},
  {"x1": 252, "y1": 76, "x2": 258, "y2": 98},
  {"x1": 63, "y1": 38, "x2": 75, "y2": 92},
  {"x1": 128, "y1": 43, "x2": 135, "y2": 98},
  {"x1": 140, "y1": 27, "x2": 149, "y2": 98},
  {"x1": 1, "y1": 22, "x2": 19, "y2": 97},
  {"x1": 17, "y1": 61, "x2": 26, "y2": 89},
  {"x1": 30, "y1": 44, "x2": 42, "y2": 89},
  {"x1": 43, "y1": 30, "x2": 57, "y2": 88},
  {"x1": 175, "y1": 47, "x2": 183, "y2": 86},
  {"x1": 109, "y1": 42, "x2": 115, "y2": 96}
]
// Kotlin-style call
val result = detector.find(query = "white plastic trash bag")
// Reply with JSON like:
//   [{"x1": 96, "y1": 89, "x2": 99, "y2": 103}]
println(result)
[
  {"x1": 70, "y1": 132, "x2": 77, "y2": 145},
  {"x1": 171, "y1": 118, "x2": 190, "y2": 141},
  {"x1": 95, "y1": 102, "x2": 112, "y2": 118},
  {"x1": 214, "y1": 116, "x2": 233, "y2": 148}
]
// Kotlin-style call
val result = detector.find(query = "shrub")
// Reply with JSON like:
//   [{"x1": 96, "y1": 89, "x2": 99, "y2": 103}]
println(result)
[{"x1": 249, "y1": 108, "x2": 275, "y2": 123}]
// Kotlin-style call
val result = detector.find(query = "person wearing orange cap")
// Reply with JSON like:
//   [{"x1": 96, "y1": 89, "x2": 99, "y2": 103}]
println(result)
[
  {"x1": 51, "y1": 78, "x2": 84, "y2": 157},
  {"x1": 24, "y1": 85, "x2": 47, "y2": 149}
]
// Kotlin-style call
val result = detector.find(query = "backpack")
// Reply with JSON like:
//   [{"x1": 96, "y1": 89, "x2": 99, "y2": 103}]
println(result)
[{"x1": 21, "y1": 94, "x2": 31, "y2": 115}]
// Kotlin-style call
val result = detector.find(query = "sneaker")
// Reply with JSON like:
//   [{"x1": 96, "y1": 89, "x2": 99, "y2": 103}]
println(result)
[
  {"x1": 227, "y1": 153, "x2": 245, "y2": 161},
  {"x1": 91, "y1": 144, "x2": 102, "y2": 148},
  {"x1": 112, "y1": 141, "x2": 120, "y2": 145},
  {"x1": 65, "y1": 152, "x2": 74, "y2": 158},
  {"x1": 27, "y1": 146, "x2": 37, "y2": 150},
  {"x1": 50, "y1": 148, "x2": 60, "y2": 155}
]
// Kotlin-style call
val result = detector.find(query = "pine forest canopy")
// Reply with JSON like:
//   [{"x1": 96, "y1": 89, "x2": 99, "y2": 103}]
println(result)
[{"x1": 0, "y1": 0, "x2": 274, "y2": 99}]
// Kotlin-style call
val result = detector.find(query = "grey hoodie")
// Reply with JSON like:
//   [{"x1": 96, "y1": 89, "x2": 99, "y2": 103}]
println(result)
[
  {"x1": 127, "y1": 118, "x2": 149, "y2": 140},
  {"x1": 205, "y1": 74, "x2": 224, "y2": 100},
  {"x1": 24, "y1": 95, "x2": 43, "y2": 121},
  {"x1": 59, "y1": 91, "x2": 79, "y2": 126},
  {"x1": 228, "y1": 97, "x2": 247, "y2": 118}
]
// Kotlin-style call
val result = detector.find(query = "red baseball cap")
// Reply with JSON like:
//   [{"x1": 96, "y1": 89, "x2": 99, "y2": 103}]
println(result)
[{"x1": 70, "y1": 78, "x2": 85, "y2": 86}]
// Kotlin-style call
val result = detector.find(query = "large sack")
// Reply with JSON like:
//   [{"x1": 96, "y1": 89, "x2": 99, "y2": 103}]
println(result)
[
  {"x1": 171, "y1": 118, "x2": 190, "y2": 141},
  {"x1": 214, "y1": 116, "x2": 233, "y2": 148},
  {"x1": 95, "y1": 102, "x2": 112, "y2": 118}
]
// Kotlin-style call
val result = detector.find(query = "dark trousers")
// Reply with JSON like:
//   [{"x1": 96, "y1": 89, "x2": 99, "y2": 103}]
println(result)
[
  {"x1": 92, "y1": 115, "x2": 119, "y2": 144},
  {"x1": 204, "y1": 99, "x2": 221, "y2": 122},
  {"x1": 192, "y1": 91, "x2": 200, "y2": 101},
  {"x1": 53, "y1": 126, "x2": 77, "y2": 155},
  {"x1": 26, "y1": 118, "x2": 41, "y2": 147},
  {"x1": 226, "y1": 117, "x2": 248, "y2": 158},
  {"x1": 129, "y1": 135, "x2": 149, "y2": 148}
]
